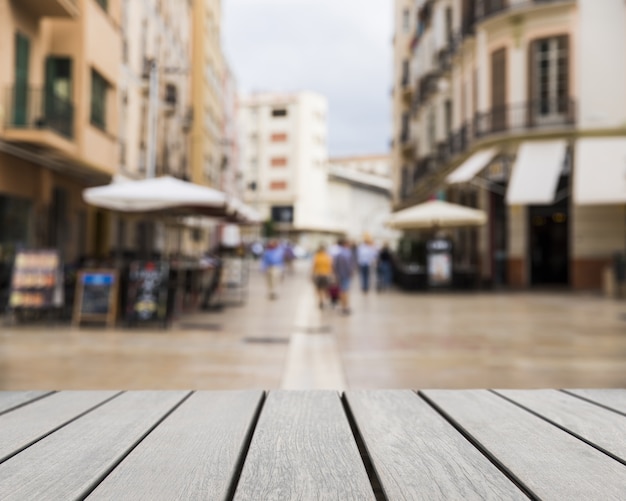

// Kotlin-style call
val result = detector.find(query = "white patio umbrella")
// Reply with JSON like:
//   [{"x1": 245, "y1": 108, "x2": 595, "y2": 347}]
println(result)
[
  {"x1": 83, "y1": 175, "x2": 228, "y2": 213},
  {"x1": 386, "y1": 200, "x2": 487, "y2": 230}
]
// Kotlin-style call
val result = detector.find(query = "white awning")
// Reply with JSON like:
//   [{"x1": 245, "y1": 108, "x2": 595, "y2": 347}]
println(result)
[
  {"x1": 446, "y1": 148, "x2": 498, "y2": 184},
  {"x1": 506, "y1": 140, "x2": 567, "y2": 205},
  {"x1": 574, "y1": 138, "x2": 626, "y2": 205}
]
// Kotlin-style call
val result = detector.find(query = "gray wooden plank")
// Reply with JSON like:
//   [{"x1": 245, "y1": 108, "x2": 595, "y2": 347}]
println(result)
[
  {"x1": 234, "y1": 390, "x2": 375, "y2": 500},
  {"x1": 0, "y1": 390, "x2": 189, "y2": 501},
  {"x1": 345, "y1": 390, "x2": 527, "y2": 500},
  {"x1": 0, "y1": 390, "x2": 120, "y2": 463},
  {"x1": 0, "y1": 391, "x2": 53, "y2": 414},
  {"x1": 564, "y1": 389, "x2": 626, "y2": 415},
  {"x1": 422, "y1": 389, "x2": 626, "y2": 500},
  {"x1": 87, "y1": 390, "x2": 264, "y2": 500},
  {"x1": 495, "y1": 389, "x2": 626, "y2": 463}
]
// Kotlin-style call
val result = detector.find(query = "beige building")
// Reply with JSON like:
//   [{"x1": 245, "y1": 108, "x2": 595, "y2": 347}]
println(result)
[
  {"x1": 0, "y1": 0, "x2": 121, "y2": 289},
  {"x1": 191, "y1": 0, "x2": 224, "y2": 189},
  {"x1": 393, "y1": 0, "x2": 626, "y2": 290}
]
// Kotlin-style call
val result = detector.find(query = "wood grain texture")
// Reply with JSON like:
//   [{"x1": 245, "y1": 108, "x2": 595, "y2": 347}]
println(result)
[
  {"x1": 345, "y1": 390, "x2": 527, "y2": 500},
  {"x1": 495, "y1": 389, "x2": 626, "y2": 462},
  {"x1": 564, "y1": 389, "x2": 626, "y2": 414},
  {"x1": 0, "y1": 391, "x2": 120, "y2": 463},
  {"x1": 422, "y1": 390, "x2": 626, "y2": 500},
  {"x1": 88, "y1": 391, "x2": 264, "y2": 500},
  {"x1": 0, "y1": 391, "x2": 189, "y2": 501},
  {"x1": 234, "y1": 390, "x2": 375, "y2": 501},
  {"x1": 0, "y1": 391, "x2": 52, "y2": 414}
]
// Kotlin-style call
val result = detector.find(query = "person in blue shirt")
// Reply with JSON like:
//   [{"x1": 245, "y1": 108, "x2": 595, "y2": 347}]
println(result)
[{"x1": 261, "y1": 239, "x2": 284, "y2": 299}]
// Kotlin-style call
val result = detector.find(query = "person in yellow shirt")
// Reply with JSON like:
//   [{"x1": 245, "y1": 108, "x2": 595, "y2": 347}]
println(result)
[{"x1": 311, "y1": 244, "x2": 334, "y2": 309}]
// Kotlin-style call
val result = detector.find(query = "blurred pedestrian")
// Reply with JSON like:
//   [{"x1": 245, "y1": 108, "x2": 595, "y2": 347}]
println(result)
[
  {"x1": 333, "y1": 238, "x2": 355, "y2": 315},
  {"x1": 356, "y1": 234, "x2": 378, "y2": 293},
  {"x1": 283, "y1": 241, "x2": 296, "y2": 275},
  {"x1": 261, "y1": 239, "x2": 284, "y2": 299},
  {"x1": 376, "y1": 243, "x2": 393, "y2": 291},
  {"x1": 311, "y1": 244, "x2": 333, "y2": 309}
]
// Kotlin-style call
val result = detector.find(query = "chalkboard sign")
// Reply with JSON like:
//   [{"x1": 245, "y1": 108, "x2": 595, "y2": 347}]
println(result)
[
  {"x1": 125, "y1": 261, "x2": 169, "y2": 326},
  {"x1": 73, "y1": 270, "x2": 118, "y2": 327}
]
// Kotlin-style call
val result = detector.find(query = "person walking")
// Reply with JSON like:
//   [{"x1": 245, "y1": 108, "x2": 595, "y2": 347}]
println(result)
[
  {"x1": 261, "y1": 239, "x2": 284, "y2": 299},
  {"x1": 356, "y1": 235, "x2": 378, "y2": 293},
  {"x1": 376, "y1": 243, "x2": 393, "y2": 291},
  {"x1": 311, "y1": 244, "x2": 333, "y2": 309},
  {"x1": 333, "y1": 238, "x2": 355, "y2": 315}
]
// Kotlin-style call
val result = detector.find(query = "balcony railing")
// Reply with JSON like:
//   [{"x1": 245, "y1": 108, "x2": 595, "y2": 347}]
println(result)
[
  {"x1": 473, "y1": 98, "x2": 576, "y2": 140},
  {"x1": 4, "y1": 87, "x2": 74, "y2": 139},
  {"x1": 474, "y1": 0, "x2": 571, "y2": 24},
  {"x1": 399, "y1": 98, "x2": 576, "y2": 199}
]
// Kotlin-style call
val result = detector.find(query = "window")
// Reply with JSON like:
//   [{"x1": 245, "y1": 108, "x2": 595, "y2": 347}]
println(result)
[
  {"x1": 490, "y1": 48, "x2": 507, "y2": 131},
  {"x1": 270, "y1": 181, "x2": 287, "y2": 190},
  {"x1": 90, "y1": 70, "x2": 109, "y2": 130},
  {"x1": 271, "y1": 157, "x2": 288, "y2": 167},
  {"x1": 428, "y1": 108, "x2": 436, "y2": 152},
  {"x1": 95, "y1": 0, "x2": 108, "y2": 12},
  {"x1": 530, "y1": 35, "x2": 569, "y2": 123},
  {"x1": 445, "y1": 7, "x2": 453, "y2": 45},
  {"x1": 271, "y1": 108, "x2": 288, "y2": 117},
  {"x1": 45, "y1": 57, "x2": 73, "y2": 138},
  {"x1": 271, "y1": 133, "x2": 288, "y2": 142},
  {"x1": 13, "y1": 32, "x2": 30, "y2": 127},
  {"x1": 444, "y1": 100, "x2": 452, "y2": 136}
]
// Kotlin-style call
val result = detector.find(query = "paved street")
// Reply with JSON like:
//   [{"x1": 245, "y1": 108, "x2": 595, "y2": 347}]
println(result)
[{"x1": 2, "y1": 260, "x2": 626, "y2": 390}]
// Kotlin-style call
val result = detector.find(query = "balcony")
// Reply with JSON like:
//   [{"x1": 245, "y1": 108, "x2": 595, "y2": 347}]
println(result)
[
  {"x1": 18, "y1": 0, "x2": 79, "y2": 18},
  {"x1": 3, "y1": 87, "x2": 75, "y2": 152},
  {"x1": 473, "y1": 98, "x2": 576, "y2": 140},
  {"x1": 400, "y1": 129, "x2": 417, "y2": 157},
  {"x1": 474, "y1": 0, "x2": 573, "y2": 25}
]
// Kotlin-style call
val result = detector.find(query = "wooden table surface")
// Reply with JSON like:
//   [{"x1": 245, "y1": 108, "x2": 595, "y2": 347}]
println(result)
[{"x1": 1, "y1": 389, "x2": 625, "y2": 500}]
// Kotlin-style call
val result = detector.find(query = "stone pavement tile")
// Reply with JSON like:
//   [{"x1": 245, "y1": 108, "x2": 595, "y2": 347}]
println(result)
[{"x1": 2, "y1": 260, "x2": 626, "y2": 390}]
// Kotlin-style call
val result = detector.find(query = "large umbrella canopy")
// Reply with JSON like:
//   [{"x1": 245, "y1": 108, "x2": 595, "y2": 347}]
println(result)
[
  {"x1": 387, "y1": 200, "x2": 487, "y2": 230},
  {"x1": 83, "y1": 176, "x2": 228, "y2": 213}
]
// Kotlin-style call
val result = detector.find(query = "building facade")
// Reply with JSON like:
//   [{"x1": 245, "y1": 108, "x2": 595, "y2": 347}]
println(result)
[
  {"x1": 328, "y1": 155, "x2": 399, "y2": 245},
  {"x1": 191, "y1": 0, "x2": 223, "y2": 189},
  {"x1": 0, "y1": 0, "x2": 121, "y2": 305},
  {"x1": 239, "y1": 92, "x2": 339, "y2": 248},
  {"x1": 392, "y1": 0, "x2": 626, "y2": 289},
  {"x1": 117, "y1": 0, "x2": 193, "y2": 257}
]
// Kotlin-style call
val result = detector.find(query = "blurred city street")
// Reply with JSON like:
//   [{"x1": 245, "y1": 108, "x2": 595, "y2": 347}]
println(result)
[{"x1": 2, "y1": 261, "x2": 626, "y2": 391}]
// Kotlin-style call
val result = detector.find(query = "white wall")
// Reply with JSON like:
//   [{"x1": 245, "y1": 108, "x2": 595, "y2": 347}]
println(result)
[{"x1": 578, "y1": 0, "x2": 626, "y2": 128}]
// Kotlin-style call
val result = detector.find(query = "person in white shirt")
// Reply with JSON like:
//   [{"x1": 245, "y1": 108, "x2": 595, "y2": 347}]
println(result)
[{"x1": 356, "y1": 235, "x2": 378, "y2": 293}]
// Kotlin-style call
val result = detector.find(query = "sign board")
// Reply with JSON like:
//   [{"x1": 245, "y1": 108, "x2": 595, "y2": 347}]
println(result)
[
  {"x1": 73, "y1": 270, "x2": 118, "y2": 327},
  {"x1": 125, "y1": 261, "x2": 169, "y2": 325},
  {"x1": 9, "y1": 250, "x2": 62, "y2": 309},
  {"x1": 427, "y1": 239, "x2": 453, "y2": 287}
]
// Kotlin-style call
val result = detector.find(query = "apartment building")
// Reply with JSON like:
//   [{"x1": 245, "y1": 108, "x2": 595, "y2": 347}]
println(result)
[
  {"x1": 0, "y1": 0, "x2": 121, "y2": 287},
  {"x1": 393, "y1": 0, "x2": 626, "y2": 289},
  {"x1": 328, "y1": 155, "x2": 398, "y2": 245},
  {"x1": 239, "y1": 92, "x2": 339, "y2": 247},
  {"x1": 116, "y1": 0, "x2": 193, "y2": 256},
  {"x1": 191, "y1": 0, "x2": 224, "y2": 189}
]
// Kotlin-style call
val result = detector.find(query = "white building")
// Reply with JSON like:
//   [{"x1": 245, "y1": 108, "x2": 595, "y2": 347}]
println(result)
[
  {"x1": 239, "y1": 92, "x2": 342, "y2": 248},
  {"x1": 392, "y1": 0, "x2": 626, "y2": 290},
  {"x1": 328, "y1": 155, "x2": 399, "y2": 245}
]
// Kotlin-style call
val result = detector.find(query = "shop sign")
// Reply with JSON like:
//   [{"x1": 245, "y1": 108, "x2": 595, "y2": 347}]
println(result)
[
  {"x1": 126, "y1": 261, "x2": 169, "y2": 324},
  {"x1": 73, "y1": 270, "x2": 118, "y2": 328},
  {"x1": 9, "y1": 250, "x2": 63, "y2": 309}
]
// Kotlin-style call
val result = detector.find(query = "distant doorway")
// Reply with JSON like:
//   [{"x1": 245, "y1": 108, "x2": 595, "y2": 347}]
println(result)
[{"x1": 528, "y1": 181, "x2": 569, "y2": 286}]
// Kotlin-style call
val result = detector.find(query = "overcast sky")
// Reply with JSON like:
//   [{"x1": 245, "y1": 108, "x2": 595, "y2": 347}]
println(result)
[{"x1": 222, "y1": 0, "x2": 393, "y2": 158}]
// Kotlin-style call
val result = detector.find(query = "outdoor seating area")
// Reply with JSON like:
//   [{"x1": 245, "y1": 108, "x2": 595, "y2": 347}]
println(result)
[{"x1": 1, "y1": 389, "x2": 625, "y2": 498}]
